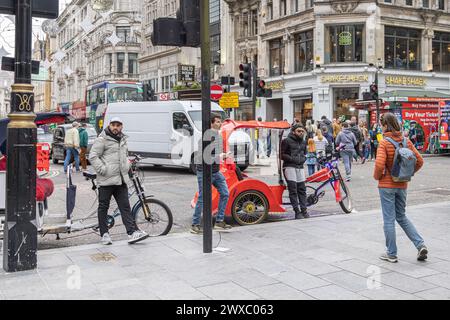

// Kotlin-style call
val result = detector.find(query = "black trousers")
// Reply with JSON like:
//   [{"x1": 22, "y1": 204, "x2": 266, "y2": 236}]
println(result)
[
  {"x1": 98, "y1": 183, "x2": 138, "y2": 236},
  {"x1": 286, "y1": 181, "x2": 307, "y2": 212}
]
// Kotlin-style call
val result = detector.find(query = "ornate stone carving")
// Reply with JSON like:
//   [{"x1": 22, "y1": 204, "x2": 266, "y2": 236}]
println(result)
[{"x1": 331, "y1": 1, "x2": 359, "y2": 14}]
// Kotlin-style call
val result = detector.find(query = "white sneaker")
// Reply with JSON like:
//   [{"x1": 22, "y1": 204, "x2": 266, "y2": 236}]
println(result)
[
  {"x1": 128, "y1": 230, "x2": 149, "y2": 244},
  {"x1": 101, "y1": 233, "x2": 112, "y2": 245}
]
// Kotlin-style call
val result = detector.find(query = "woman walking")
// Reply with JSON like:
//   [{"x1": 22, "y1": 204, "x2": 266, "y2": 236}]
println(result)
[
  {"x1": 305, "y1": 120, "x2": 316, "y2": 140},
  {"x1": 335, "y1": 121, "x2": 357, "y2": 182},
  {"x1": 361, "y1": 122, "x2": 371, "y2": 162},
  {"x1": 369, "y1": 123, "x2": 379, "y2": 160},
  {"x1": 305, "y1": 138, "x2": 317, "y2": 176},
  {"x1": 373, "y1": 113, "x2": 428, "y2": 263}
]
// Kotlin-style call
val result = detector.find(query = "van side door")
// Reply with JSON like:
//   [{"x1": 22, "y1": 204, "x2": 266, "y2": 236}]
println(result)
[{"x1": 170, "y1": 112, "x2": 195, "y2": 167}]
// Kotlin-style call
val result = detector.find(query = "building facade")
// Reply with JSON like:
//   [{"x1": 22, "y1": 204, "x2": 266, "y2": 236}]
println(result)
[
  {"x1": 0, "y1": 71, "x2": 13, "y2": 119},
  {"x1": 53, "y1": 0, "x2": 142, "y2": 118},
  {"x1": 223, "y1": 0, "x2": 450, "y2": 123},
  {"x1": 32, "y1": 37, "x2": 55, "y2": 113}
]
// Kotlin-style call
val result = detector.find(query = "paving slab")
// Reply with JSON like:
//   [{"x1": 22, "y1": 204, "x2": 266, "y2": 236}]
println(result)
[{"x1": 304, "y1": 285, "x2": 368, "y2": 300}]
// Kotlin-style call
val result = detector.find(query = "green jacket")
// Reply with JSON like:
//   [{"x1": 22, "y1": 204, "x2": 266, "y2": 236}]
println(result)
[{"x1": 78, "y1": 128, "x2": 88, "y2": 148}]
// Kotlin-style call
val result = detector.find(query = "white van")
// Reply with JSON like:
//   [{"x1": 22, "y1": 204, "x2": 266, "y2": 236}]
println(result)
[{"x1": 104, "y1": 100, "x2": 253, "y2": 172}]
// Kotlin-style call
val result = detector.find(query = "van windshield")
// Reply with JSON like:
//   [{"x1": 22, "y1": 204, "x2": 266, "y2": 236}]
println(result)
[{"x1": 188, "y1": 111, "x2": 227, "y2": 130}]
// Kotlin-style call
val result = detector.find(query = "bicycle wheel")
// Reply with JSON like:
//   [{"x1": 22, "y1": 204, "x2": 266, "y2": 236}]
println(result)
[
  {"x1": 231, "y1": 190, "x2": 269, "y2": 226},
  {"x1": 337, "y1": 176, "x2": 353, "y2": 214},
  {"x1": 132, "y1": 197, "x2": 173, "y2": 236}
]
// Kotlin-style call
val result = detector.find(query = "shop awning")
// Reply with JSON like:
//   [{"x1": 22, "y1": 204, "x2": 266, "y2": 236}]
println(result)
[{"x1": 380, "y1": 90, "x2": 450, "y2": 102}]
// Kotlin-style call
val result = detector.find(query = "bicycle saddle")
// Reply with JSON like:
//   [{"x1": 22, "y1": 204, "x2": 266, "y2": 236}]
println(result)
[{"x1": 83, "y1": 172, "x2": 97, "y2": 180}]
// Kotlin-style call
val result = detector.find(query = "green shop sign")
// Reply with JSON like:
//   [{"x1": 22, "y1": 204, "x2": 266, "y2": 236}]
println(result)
[{"x1": 338, "y1": 32, "x2": 352, "y2": 46}]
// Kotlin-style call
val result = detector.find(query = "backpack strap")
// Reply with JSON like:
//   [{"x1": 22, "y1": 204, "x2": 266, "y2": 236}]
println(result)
[
  {"x1": 401, "y1": 137, "x2": 408, "y2": 148},
  {"x1": 384, "y1": 137, "x2": 399, "y2": 149}
]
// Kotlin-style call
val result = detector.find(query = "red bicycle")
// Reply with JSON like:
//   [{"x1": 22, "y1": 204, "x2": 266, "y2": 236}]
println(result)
[{"x1": 304, "y1": 151, "x2": 353, "y2": 213}]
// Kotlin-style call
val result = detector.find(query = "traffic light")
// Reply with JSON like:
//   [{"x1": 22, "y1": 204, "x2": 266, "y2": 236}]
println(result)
[
  {"x1": 370, "y1": 82, "x2": 378, "y2": 100},
  {"x1": 151, "y1": 0, "x2": 200, "y2": 47},
  {"x1": 239, "y1": 63, "x2": 252, "y2": 98},
  {"x1": 143, "y1": 83, "x2": 156, "y2": 101}
]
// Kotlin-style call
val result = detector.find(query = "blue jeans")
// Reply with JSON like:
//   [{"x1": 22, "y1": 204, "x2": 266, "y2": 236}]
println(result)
[
  {"x1": 379, "y1": 188, "x2": 425, "y2": 256},
  {"x1": 307, "y1": 164, "x2": 315, "y2": 176},
  {"x1": 193, "y1": 170, "x2": 230, "y2": 225},
  {"x1": 64, "y1": 147, "x2": 80, "y2": 172}
]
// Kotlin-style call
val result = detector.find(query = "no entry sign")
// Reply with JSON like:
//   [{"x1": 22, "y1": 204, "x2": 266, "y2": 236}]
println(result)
[{"x1": 210, "y1": 85, "x2": 224, "y2": 101}]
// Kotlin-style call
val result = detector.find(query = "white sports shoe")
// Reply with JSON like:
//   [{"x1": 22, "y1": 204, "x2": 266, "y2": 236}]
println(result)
[
  {"x1": 101, "y1": 233, "x2": 113, "y2": 245},
  {"x1": 128, "y1": 230, "x2": 149, "y2": 244}
]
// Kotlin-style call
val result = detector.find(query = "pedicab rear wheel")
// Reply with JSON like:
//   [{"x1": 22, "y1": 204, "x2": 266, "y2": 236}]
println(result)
[{"x1": 231, "y1": 190, "x2": 269, "y2": 226}]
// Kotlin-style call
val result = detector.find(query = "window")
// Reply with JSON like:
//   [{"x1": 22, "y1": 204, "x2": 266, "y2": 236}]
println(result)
[
  {"x1": 422, "y1": 0, "x2": 429, "y2": 8},
  {"x1": 267, "y1": 1, "x2": 273, "y2": 19},
  {"x1": 295, "y1": 0, "x2": 300, "y2": 12},
  {"x1": 385, "y1": 27, "x2": 421, "y2": 70},
  {"x1": 306, "y1": 0, "x2": 314, "y2": 9},
  {"x1": 211, "y1": 34, "x2": 220, "y2": 64},
  {"x1": 107, "y1": 53, "x2": 112, "y2": 73},
  {"x1": 128, "y1": 53, "x2": 138, "y2": 75},
  {"x1": 98, "y1": 88, "x2": 105, "y2": 104},
  {"x1": 432, "y1": 32, "x2": 450, "y2": 72},
  {"x1": 325, "y1": 25, "x2": 364, "y2": 63},
  {"x1": 269, "y1": 38, "x2": 285, "y2": 76},
  {"x1": 295, "y1": 30, "x2": 314, "y2": 72},
  {"x1": 438, "y1": 0, "x2": 445, "y2": 10},
  {"x1": 384, "y1": 0, "x2": 392, "y2": 3},
  {"x1": 280, "y1": 0, "x2": 287, "y2": 16},
  {"x1": 210, "y1": 0, "x2": 220, "y2": 23},
  {"x1": 116, "y1": 26, "x2": 131, "y2": 43},
  {"x1": 173, "y1": 112, "x2": 192, "y2": 131},
  {"x1": 117, "y1": 53, "x2": 125, "y2": 74},
  {"x1": 406, "y1": 0, "x2": 413, "y2": 5},
  {"x1": 251, "y1": 10, "x2": 258, "y2": 35}
]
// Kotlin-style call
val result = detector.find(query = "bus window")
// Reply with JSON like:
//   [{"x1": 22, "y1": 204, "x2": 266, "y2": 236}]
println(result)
[
  {"x1": 108, "y1": 85, "x2": 143, "y2": 103},
  {"x1": 98, "y1": 88, "x2": 105, "y2": 104}
]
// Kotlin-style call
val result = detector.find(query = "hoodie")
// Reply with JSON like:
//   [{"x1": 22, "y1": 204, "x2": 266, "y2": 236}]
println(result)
[{"x1": 335, "y1": 128, "x2": 357, "y2": 152}]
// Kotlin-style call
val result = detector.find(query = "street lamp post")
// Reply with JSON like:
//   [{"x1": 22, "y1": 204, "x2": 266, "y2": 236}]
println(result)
[{"x1": 3, "y1": 0, "x2": 37, "y2": 272}]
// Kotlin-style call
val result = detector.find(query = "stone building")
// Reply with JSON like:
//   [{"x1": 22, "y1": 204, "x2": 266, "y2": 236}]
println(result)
[
  {"x1": 54, "y1": 0, "x2": 142, "y2": 119},
  {"x1": 223, "y1": 0, "x2": 450, "y2": 123}
]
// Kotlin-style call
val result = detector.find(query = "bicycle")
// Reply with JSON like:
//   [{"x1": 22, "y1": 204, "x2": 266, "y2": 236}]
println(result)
[
  {"x1": 304, "y1": 149, "x2": 353, "y2": 214},
  {"x1": 38, "y1": 154, "x2": 173, "y2": 238}
]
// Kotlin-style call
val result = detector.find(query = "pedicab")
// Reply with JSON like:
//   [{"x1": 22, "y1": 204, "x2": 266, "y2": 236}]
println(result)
[{"x1": 191, "y1": 119, "x2": 353, "y2": 226}]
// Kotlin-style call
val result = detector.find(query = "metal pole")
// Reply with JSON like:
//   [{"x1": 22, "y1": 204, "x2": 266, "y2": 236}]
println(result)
[
  {"x1": 227, "y1": 74, "x2": 231, "y2": 118},
  {"x1": 375, "y1": 68, "x2": 380, "y2": 123},
  {"x1": 4, "y1": 0, "x2": 38, "y2": 272},
  {"x1": 252, "y1": 61, "x2": 257, "y2": 119},
  {"x1": 200, "y1": 0, "x2": 212, "y2": 253}
]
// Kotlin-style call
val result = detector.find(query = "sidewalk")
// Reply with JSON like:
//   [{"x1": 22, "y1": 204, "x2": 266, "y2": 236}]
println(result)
[{"x1": 1, "y1": 201, "x2": 449, "y2": 300}]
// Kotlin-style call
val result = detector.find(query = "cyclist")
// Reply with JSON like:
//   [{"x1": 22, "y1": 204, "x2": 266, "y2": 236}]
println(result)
[{"x1": 89, "y1": 117, "x2": 149, "y2": 245}]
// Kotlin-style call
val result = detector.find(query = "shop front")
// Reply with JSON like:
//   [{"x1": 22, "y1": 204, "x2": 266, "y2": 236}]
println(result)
[{"x1": 292, "y1": 96, "x2": 313, "y2": 125}]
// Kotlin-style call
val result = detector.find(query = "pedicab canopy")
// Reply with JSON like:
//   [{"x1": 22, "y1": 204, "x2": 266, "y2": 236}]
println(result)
[{"x1": 221, "y1": 119, "x2": 291, "y2": 153}]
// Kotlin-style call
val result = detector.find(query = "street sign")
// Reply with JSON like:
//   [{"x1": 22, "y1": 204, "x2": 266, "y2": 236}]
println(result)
[
  {"x1": 219, "y1": 92, "x2": 239, "y2": 109},
  {"x1": 178, "y1": 64, "x2": 195, "y2": 82},
  {"x1": 210, "y1": 84, "x2": 223, "y2": 101},
  {"x1": 0, "y1": 0, "x2": 59, "y2": 19},
  {"x1": 159, "y1": 93, "x2": 169, "y2": 101}
]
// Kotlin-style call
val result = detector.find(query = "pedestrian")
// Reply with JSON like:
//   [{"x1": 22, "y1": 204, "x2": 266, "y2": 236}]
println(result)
[
  {"x1": 349, "y1": 116, "x2": 364, "y2": 163},
  {"x1": 322, "y1": 126, "x2": 334, "y2": 145},
  {"x1": 305, "y1": 138, "x2": 317, "y2": 176},
  {"x1": 281, "y1": 123, "x2": 309, "y2": 219},
  {"x1": 305, "y1": 119, "x2": 316, "y2": 140},
  {"x1": 292, "y1": 118, "x2": 301, "y2": 127},
  {"x1": 78, "y1": 123, "x2": 89, "y2": 171},
  {"x1": 191, "y1": 113, "x2": 232, "y2": 234},
  {"x1": 318, "y1": 115, "x2": 333, "y2": 137},
  {"x1": 89, "y1": 117, "x2": 149, "y2": 245},
  {"x1": 256, "y1": 117, "x2": 268, "y2": 159},
  {"x1": 373, "y1": 112, "x2": 427, "y2": 263},
  {"x1": 335, "y1": 121, "x2": 357, "y2": 182},
  {"x1": 369, "y1": 123, "x2": 379, "y2": 160},
  {"x1": 64, "y1": 121, "x2": 81, "y2": 173},
  {"x1": 266, "y1": 128, "x2": 272, "y2": 158},
  {"x1": 361, "y1": 121, "x2": 370, "y2": 162},
  {"x1": 332, "y1": 118, "x2": 342, "y2": 139},
  {"x1": 314, "y1": 128, "x2": 328, "y2": 161}
]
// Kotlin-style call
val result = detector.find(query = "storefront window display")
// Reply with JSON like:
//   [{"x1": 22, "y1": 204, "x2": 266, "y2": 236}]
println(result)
[
  {"x1": 235, "y1": 103, "x2": 254, "y2": 121},
  {"x1": 295, "y1": 31, "x2": 314, "y2": 72},
  {"x1": 325, "y1": 25, "x2": 364, "y2": 63},
  {"x1": 385, "y1": 27, "x2": 421, "y2": 70},
  {"x1": 270, "y1": 38, "x2": 285, "y2": 76},
  {"x1": 333, "y1": 87, "x2": 359, "y2": 120},
  {"x1": 293, "y1": 99, "x2": 313, "y2": 125},
  {"x1": 432, "y1": 32, "x2": 450, "y2": 73}
]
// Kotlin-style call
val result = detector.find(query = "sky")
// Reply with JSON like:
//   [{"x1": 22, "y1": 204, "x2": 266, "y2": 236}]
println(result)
[{"x1": 0, "y1": 0, "x2": 71, "y2": 57}]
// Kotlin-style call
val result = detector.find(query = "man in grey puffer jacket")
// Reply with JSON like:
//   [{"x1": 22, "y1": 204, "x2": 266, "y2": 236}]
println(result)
[
  {"x1": 89, "y1": 117, "x2": 149, "y2": 245},
  {"x1": 335, "y1": 121, "x2": 357, "y2": 182}
]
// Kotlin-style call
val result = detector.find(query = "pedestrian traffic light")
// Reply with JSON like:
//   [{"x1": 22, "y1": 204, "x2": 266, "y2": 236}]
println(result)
[
  {"x1": 151, "y1": 0, "x2": 200, "y2": 47},
  {"x1": 239, "y1": 63, "x2": 252, "y2": 98},
  {"x1": 370, "y1": 83, "x2": 378, "y2": 100}
]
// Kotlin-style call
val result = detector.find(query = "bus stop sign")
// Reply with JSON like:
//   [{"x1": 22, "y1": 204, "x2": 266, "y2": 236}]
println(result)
[{"x1": 0, "y1": 0, "x2": 59, "y2": 19}]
